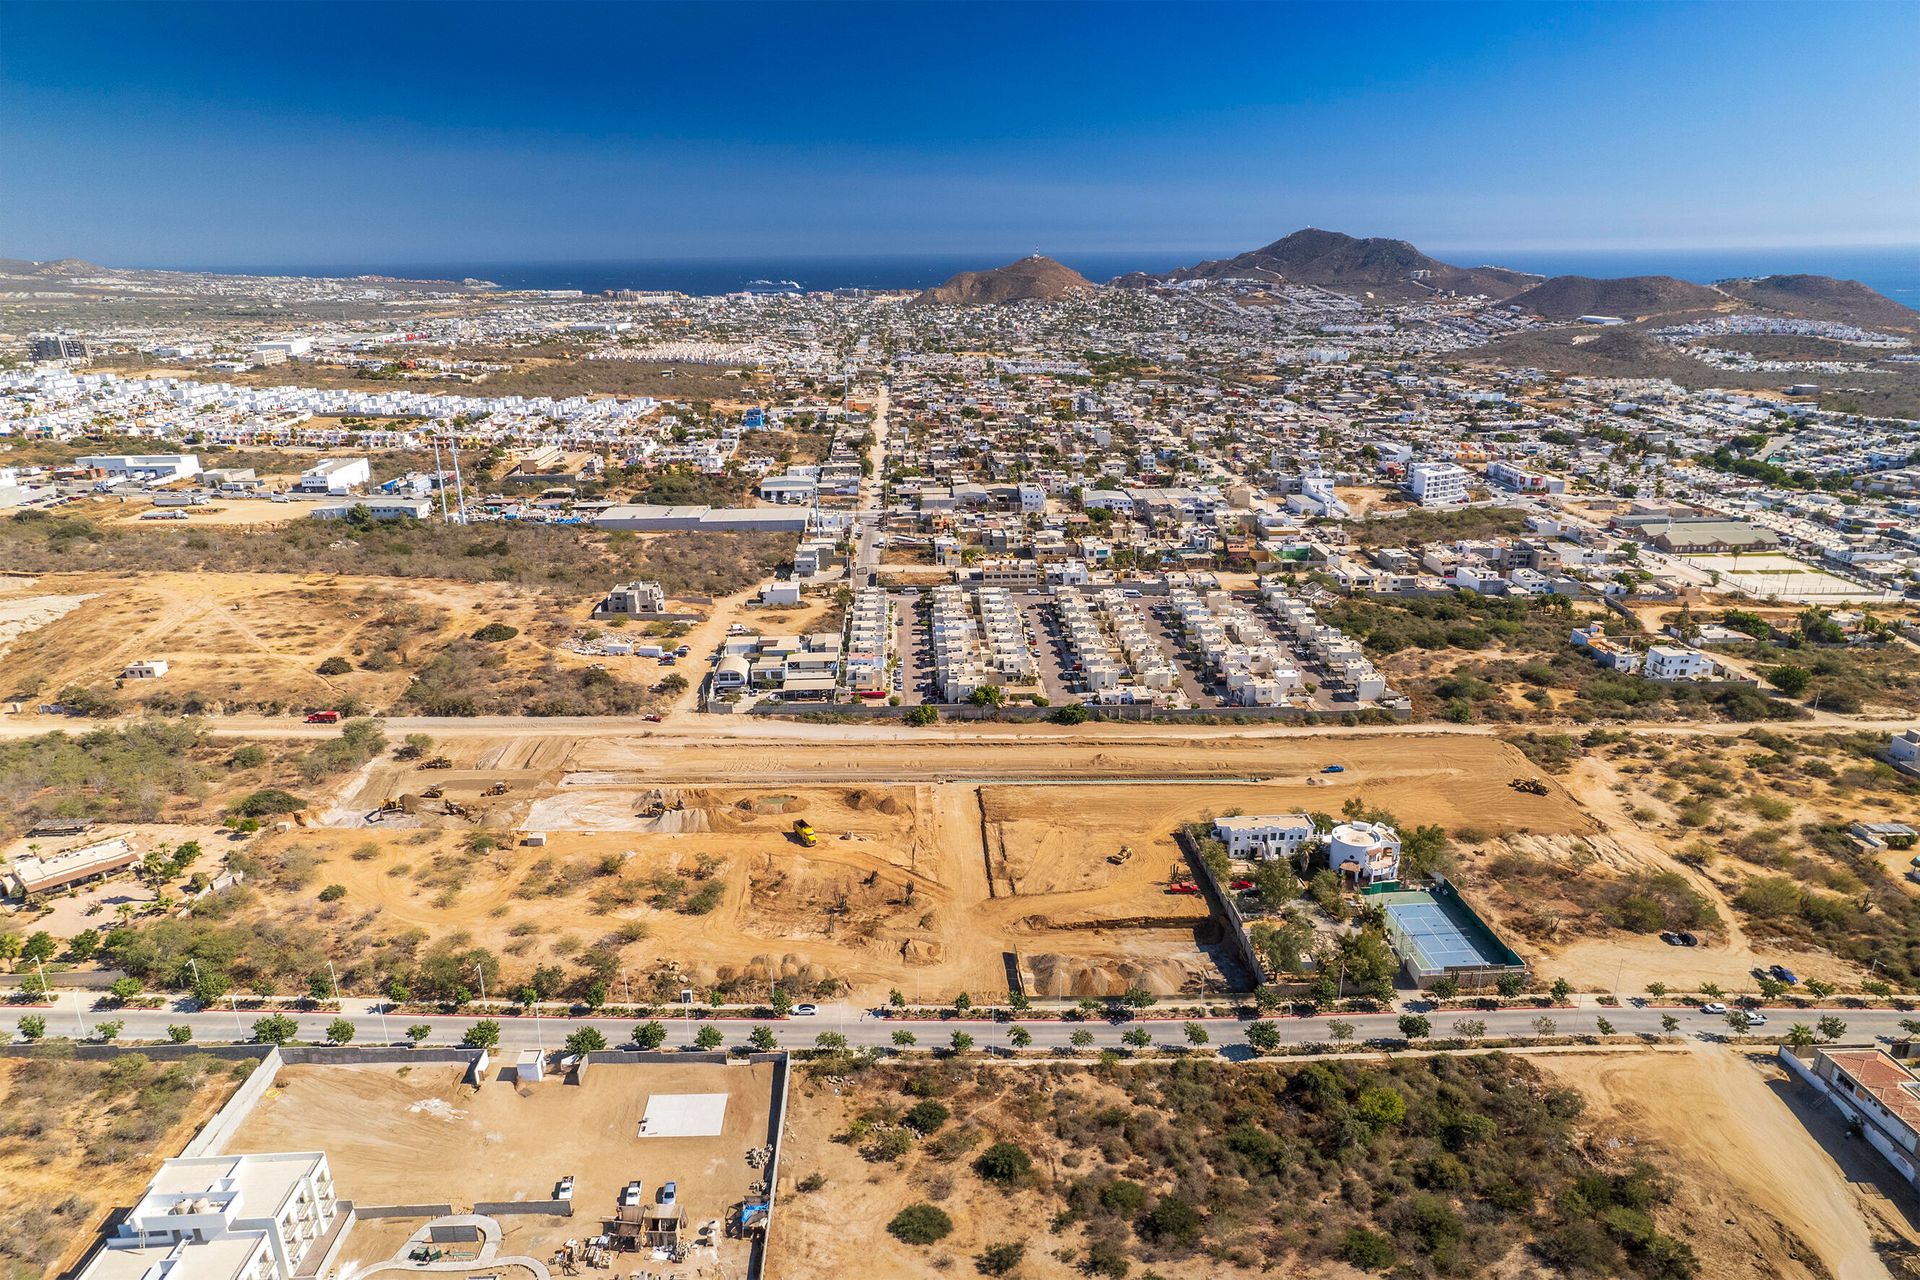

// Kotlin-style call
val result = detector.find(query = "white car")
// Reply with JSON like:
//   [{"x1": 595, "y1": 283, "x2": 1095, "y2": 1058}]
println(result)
[
  {"x1": 792, "y1": 1003, "x2": 818, "y2": 1016},
  {"x1": 555, "y1": 1176, "x2": 575, "y2": 1201},
  {"x1": 1700, "y1": 1001, "x2": 1727, "y2": 1015},
  {"x1": 1741, "y1": 1011, "x2": 1768, "y2": 1026}
]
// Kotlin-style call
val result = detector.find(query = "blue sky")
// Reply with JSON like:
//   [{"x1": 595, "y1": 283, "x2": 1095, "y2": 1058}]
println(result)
[{"x1": 2, "y1": 0, "x2": 1916, "y2": 266}]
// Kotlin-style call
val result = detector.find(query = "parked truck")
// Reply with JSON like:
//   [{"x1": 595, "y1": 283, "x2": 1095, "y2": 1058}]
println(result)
[
  {"x1": 304, "y1": 710, "x2": 341, "y2": 724},
  {"x1": 794, "y1": 820, "x2": 817, "y2": 848}
]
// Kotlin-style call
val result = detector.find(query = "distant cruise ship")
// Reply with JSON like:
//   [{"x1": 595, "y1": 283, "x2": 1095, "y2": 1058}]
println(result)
[{"x1": 742, "y1": 278, "x2": 803, "y2": 295}]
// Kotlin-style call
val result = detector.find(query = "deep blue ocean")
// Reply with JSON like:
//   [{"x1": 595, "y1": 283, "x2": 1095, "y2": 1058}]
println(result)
[{"x1": 190, "y1": 245, "x2": 1920, "y2": 305}]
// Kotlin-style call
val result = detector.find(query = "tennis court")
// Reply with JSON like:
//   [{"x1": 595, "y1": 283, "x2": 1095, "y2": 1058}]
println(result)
[{"x1": 1378, "y1": 888, "x2": 1514, "y2": 974}]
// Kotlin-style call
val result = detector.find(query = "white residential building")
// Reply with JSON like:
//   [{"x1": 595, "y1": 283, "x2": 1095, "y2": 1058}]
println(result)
[
  {"x1": 1328, "y1": 820, "x2": 1402, "y2": 885},
  {"x1": 1213, "y1": 813, "x2": 1316, "y2": 860},
  {"x1": 1644, "y1": 645, "x2": 1712, "y2": 680},
  {"x1": 81, "y1": 1152, "x2": 339, "y2": 1280},
  {"x1": 1407, "y1": 461, "x2": 1469, "y2": 507}
]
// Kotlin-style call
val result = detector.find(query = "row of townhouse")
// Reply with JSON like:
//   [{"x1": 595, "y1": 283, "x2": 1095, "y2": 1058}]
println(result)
[
  {"x1": 1166, "y1": 588, "x2": 1303, "y2": 707},
  {"x1": 843, "y1": 589, "x2": 893, "y2": 694},
  {"x1": 1054, "y1": 589, "x2": 1182, "y2": 704},
  {"x1": 929, "y1": 586, "x2": 1038, "y2": 703},
  {"x1": 1260, "y1": 583, "x2": 1390, "y2": 701}
]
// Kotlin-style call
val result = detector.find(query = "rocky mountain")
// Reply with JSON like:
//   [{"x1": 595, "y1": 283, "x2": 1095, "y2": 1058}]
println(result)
[
  {"x1": 1111, "y1": 228, "x2": 1538, "y2": 301},
  {"x1": 913, "y1": 255, "x2": 1095, "y2": 307},
  {"x1": 1716, "y1": 273, "x2": 1918, "y2": 332},
  {"x1": 1500, "y1": 274, "x2": 1727, "y2": 321}
]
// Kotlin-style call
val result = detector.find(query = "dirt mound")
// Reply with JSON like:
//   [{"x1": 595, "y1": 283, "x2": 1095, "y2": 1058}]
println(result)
[
  {"x1": 898, "y1": 938, "x2": 944, "y2": 967},
  {"x1": 846, "y1": 789, "x2": 904, "y2": 814},
  {"x1": 1023, "y1": 953, "x2": 1194, "y2": 997},
  {"x1": 643, "y1": 808, "x2": 711, "y2": 835}
]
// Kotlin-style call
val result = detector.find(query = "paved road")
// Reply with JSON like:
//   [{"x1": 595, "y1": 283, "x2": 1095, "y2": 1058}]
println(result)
[{"x1": 7, "y1": 993, "x2": 1897, "y2": 1054}]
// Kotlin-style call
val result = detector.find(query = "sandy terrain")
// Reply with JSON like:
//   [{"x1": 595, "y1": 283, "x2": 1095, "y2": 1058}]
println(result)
[
  {"x1": 0, "y1": 571, "x2": 598, "y2": 713},
  {"x1": 221, "y1": 1060, "x2": 773, "y2": 1277},
  {"x1": 0, "y1": 1056, "x2": 242, "y2": 1280},
  {"x1": 0, "y1": 578, "x2": 96, "y2": 673},
  {"x1": 1542, "y1": 1047, "x2": 1920, "y2": 1280},
  {"x1": 258, "y1": 729, "x2": 1592, "y2": 1003}
]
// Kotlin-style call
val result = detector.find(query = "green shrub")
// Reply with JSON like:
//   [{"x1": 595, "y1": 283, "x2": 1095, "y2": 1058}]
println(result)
[{"x1": 886, "y1": 1203, "x2": 953, "y2": 1245}]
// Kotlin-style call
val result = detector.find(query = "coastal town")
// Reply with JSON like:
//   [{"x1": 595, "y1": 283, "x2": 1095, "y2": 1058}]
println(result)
[{"x1": 5, "y1": 236, "x2": 1920, "y2": 1280}]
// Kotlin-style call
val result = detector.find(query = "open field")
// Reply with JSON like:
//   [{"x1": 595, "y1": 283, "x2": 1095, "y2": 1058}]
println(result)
[
  {"x1": 1541, "y1": 1047, "x2": 1920, "y2": 1280},
  {"x1": 220, "y1": 1059, "x2": 772, "y2": 1277},
  {"x1": 773, "y1": 1050, "x2": 1706, "y2": 1280},
  {"x1": 0, "y1": 570, "x2": 690, "y2": 718},
  {"x1": 0, "y1": 1053, "x2": 247, "y2": 1280}
]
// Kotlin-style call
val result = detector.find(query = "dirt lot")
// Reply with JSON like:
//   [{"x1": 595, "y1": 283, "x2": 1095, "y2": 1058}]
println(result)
[
  {"x1": 213, "y1": 732, "x2": 1593, "y2": 1002},
  {"x1": 220, "y1": 1059, "x2": 774, "y2": 1277},
  {"x1": 1541, "y1": 1047, "x2": 1920, "y2": 1280},
  {"x1": 0, "y1": 570, "x2": 674, "y2": 716},
  {"x1": 1510, "y1": 728, "x2": 1920, "y2": 990},
  {"x1": 0, "y1": 1053, "x2": 245, "y2": 1280}
]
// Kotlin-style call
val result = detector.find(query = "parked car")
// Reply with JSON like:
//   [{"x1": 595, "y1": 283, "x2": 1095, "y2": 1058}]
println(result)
[
  {"x1": 1768, "y1": 964, "x2": 1800, "y2": 985},
  {"x1": 1660, "y1": 931, "x2": 1685, "y2": 946},
  {"x1": 1321, "y1": 764, "x2": 1345, "y2": 773},
  {"x1": 642, "y1": 713, "x2": 663, "y2": 723},
  {"x1": 554, "y1": 1176, "x2": 575, "y2": 1201},
  {"x1": 1675, "y1": 931, "x2": 1699, "y2": 947},
  {"x1": 792, "y1": 1003, "x2": 818, "y2": 1016}
]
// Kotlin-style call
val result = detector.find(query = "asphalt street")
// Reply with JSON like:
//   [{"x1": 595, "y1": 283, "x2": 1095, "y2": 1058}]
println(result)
[{"x1": 5, "y1": 992, "x2": 1899, "y2": 1054}]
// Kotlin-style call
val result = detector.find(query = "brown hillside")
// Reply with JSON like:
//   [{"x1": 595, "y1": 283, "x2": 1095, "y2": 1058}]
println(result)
[
  {"x1": 1504, "y1": 274, "x2": 1727, "y2": 320},
  {"x1": 1114, "y1": 227, "x2": 1538, "y2": 300},
  {"x1": 912, "y1": 254, "x2": 1094, "y2": 306},
  {"x1": 1717, "y1": 274, "x2": 1919, "y2": 332}
]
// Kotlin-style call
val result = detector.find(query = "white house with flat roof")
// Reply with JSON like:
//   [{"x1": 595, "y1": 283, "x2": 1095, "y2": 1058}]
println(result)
[
  {"x1": 1644, "y1": 645, "x2": 1712, "y2": 680},
  {"x1": 1212, "y1": 814, "x2": 1316, "y2": 860},
  {"x1": 81, "y1": 1152, "x2": 338, "y2": 1280},
  {"x1": 1328, "y1": 820, "x2": 1402, "y2": 885}
]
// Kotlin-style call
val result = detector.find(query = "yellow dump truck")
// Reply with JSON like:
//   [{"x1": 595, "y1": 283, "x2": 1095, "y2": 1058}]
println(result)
[{"x1": 794, "y1": 819, "x2": 817, "y2": 847}]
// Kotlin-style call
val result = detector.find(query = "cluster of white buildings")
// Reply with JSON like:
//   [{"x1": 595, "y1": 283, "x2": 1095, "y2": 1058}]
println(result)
[
  {"x1": 1260, "y1": 583, "x2": 1390, "y2": 701},
  {"x1": 844, "y1": 588, "x2": 893, "y2": 695},
  {"x1": 1569, "y1": 623, "x2": 1718, "y2": 680},
  {"x1": 1054, "y1": 589, "x2": 1183, "y2": 706},
  {"x1": 1166, "y1": 587, "x2": 1303, "y2": 707},
  {"x1": 929, "y1": 585, "x2": 1038, "y2": 703}
]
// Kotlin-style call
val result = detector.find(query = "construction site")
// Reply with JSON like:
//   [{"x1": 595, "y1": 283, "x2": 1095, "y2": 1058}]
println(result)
[
  {"x1": 212, "y1": 1052, "x2": 784, "y2": 1280},
  {"x1": 230, "y1": 730, "x2": 1596, "y2": 1002}
]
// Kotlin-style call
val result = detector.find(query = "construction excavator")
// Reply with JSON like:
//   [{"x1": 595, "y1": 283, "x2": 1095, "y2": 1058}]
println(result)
[
  {"x1": 420, "y1": 756, "x2": 454, "y2": 770},
  {"x1": 420, "y1": 784, "x2": 445, "y2": 800},
  {"x1": 482, "y1": 782, "x2": 509, "y2": 797},
  {"x1": 1509, "y1": 777, "x2": 1549, "y2": 796}
]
